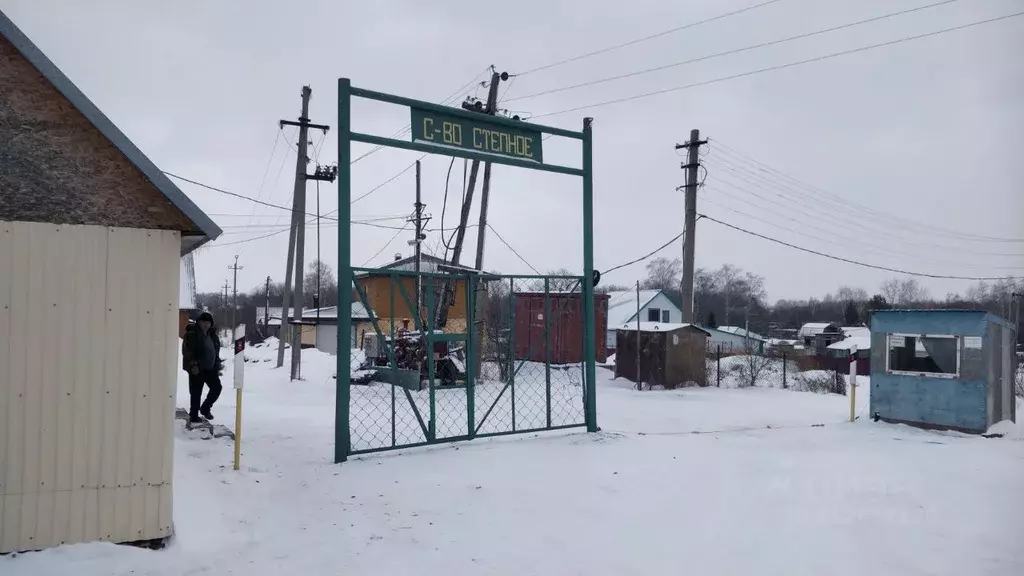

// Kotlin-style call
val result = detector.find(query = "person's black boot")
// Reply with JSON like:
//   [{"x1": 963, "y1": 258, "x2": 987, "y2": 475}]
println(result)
[
  {"x1": 189, "y1": 414, "x2": 202, "y2": 424},
  {"x1": 201, "y1": 408, "x2": 214, "y2": 421}
]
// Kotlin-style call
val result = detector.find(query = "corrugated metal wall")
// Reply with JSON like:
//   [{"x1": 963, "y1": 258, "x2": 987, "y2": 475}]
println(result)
[{"x1": 0, "y1": 221, "x2": 179, "y2": 553}]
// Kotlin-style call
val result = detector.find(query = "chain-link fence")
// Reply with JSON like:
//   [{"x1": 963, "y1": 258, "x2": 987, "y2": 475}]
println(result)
[
  {"x1": 344, "y1": 269, "x2": 594, "y2": 455},
  {"x1": 707, "y1": 345, "x2": 849, "y2": 394}
]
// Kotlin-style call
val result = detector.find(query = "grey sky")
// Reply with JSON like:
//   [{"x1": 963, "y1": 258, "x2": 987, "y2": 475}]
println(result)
[{"x1": 4, "y1": 0, "x2": 1022, "y2": 302}]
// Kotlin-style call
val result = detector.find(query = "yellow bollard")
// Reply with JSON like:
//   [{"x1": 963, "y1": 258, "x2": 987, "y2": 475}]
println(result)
[
  {"x1": 234, "y1": 388, "x2": 242, "y2": 470},
  {"x1": 232, "y1": 324, "x2": 245, "y2": 471},
  {"x1": 850, "y1": 375, "x2": 856, "y2": 422}
]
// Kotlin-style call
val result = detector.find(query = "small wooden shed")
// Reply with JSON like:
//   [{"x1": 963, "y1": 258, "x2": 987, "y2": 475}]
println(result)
[
  {"x1": 0, "y1": 10, "x2": 220, "y2": 553},
  {"x1": 869, "y1": 310, "x2": 1017, "y2": 433},
  {"x1": 615, "y1": 323, "x2": 710, "y2": 388}
]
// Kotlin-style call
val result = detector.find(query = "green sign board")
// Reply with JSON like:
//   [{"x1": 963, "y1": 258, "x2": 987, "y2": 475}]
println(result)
[{"x1": 410, "y1": 107, "x2": 543, "y2": 164}]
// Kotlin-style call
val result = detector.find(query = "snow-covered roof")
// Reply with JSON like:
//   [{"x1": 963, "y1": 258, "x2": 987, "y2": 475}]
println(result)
[
  {"x1": 841, "y1": 326, "x2": 869, "y2": 338},
  {"x1": 364, "y1": 254, "x2": 480, "y2": 275},
  {"x1": 617, "y1": 322, "x2": 709, "y2": 335},
  {"x1": 256, "y1": 307, "x2": 284, "y2": 325},
  {"x1": 605, "y1": 290, "x2": 665, "y2": 328},
  {"x1": 716, "y1": 326, "x2": 767, "y2": 342},
  {"x1": 827, "y1": 335, "x2": 870, "y2": 351},
  {"x1": 798, "y1": 322, "x2": 839, "y2": 338},
  {"x1": 299, "y1": 302, "x2": 370, "y2": 321}
]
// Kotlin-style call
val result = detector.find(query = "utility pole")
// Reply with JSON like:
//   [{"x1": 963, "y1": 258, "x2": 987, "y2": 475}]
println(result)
[
  {"x1": 229, "y1": 255, "x2": 243, "y2": 329},
  {"x1": 636, "y1": 280, "x2": 642, "y2": 391},
  {"x1": 414, "y1": 160, "x2": 424, "y2": 318},
  {"x1": 470, "y1": 70, "x2": 503, "y2": 377},
  {"x1": 275, "y1": 86, "x2": 333, "y2": 379},
  {"x1": 222, "y1": 280, "x2": 230, "y2": 322},
  {"x1": 264, "y1": 276, "x2": 271, "y2": 337},
  {"x1": 277, "y1": 87, "x2": 311, "y2": 369},
  {"x1": 473, "y1": 70, "x2": 502, "y2": 272},
  {"x1": 288, "y1": 89, "x2": 313, "y2": 381},
  {"x1": 434, "y1": 68, "x2": 506, "y2": 330},
  {"x1": 744, "y1": 302, "x2": 751, "y2": 351},
  {"x1": 675, "y1": 129, "x2": 707, "y2": 323}
]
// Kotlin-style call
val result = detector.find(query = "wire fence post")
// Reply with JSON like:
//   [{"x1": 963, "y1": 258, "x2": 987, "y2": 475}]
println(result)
[
  {"x1": 544, "y1": 277, "x2": 552, "y2": 429},
  {"x1": 782, "y1": 350, "x2": 787, "y2": 389},
  {"x1": 716, "y1": 344, "x2": 721, "y2": 387}
]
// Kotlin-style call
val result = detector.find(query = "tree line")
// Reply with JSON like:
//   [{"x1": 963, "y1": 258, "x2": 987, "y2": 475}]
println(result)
[
  {"x1": 195, "y1": 259, "x2": 339, "y2": 324},
  {"x1": 194, "y1": 256, "x2": 1019, "y2": 345},
  {"x1": 595, "y1": 257, "x2": 1021, "y2": 340}
]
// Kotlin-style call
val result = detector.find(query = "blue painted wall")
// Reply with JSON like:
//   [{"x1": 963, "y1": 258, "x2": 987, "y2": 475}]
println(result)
[{"x1": 869, "y1": 310, "x2": 1003, "y2": 433}]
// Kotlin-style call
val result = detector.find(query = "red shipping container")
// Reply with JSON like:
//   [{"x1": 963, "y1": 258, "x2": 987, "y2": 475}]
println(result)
[{"x1": 513, "y1": 292, "x2": 609, "y2": 364}]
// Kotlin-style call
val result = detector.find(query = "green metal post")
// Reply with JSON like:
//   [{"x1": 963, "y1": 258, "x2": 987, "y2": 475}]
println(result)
[
  {"x1": 390, "y1": 273, "x2": 396, "y2": 352},
  {"x1": 390, "y1": 273, "x2": 397, "y2": 445},
  {"x1": 509, "y1": 278, "x2": 516, "y2": 431},
  {"x1": 427, "y1": 279, "x2": 436, "y2": 441},
  {"x1": 466, "y1": 275, "x2": 476, "y2": 438},
  {"x1": 335, "y1": 78, "x2": 352, "y2": 462},
  {"x1": 582, "y1": 117, "x2": 598, "y2": 433},
  {"x1": 544, "y1": 278, "x2": 552, "y2": 429}
]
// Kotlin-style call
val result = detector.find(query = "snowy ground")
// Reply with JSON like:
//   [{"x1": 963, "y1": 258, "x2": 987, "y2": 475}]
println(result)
[{"x1": 3, "y1": 348, "x2": 1022, "y2": 575}]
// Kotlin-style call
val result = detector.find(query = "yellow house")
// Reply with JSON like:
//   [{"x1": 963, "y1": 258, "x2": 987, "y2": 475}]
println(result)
[{"x1": 355, "y1": 254, "x2": 479, "y2": 336}]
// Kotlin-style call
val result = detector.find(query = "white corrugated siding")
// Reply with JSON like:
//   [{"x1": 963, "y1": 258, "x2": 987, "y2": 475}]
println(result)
[{"x1": 0, "y1": 222, "x2": 179, "y2": 553}]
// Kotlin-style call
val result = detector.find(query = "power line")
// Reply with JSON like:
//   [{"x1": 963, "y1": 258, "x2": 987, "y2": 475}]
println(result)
[
  {"x1": 707, "y1": 140, "x2": 1024, "y2": 244},
  {"x1": 165, "y1": 171, "x2": 340, "y2": 221},
  {"x1": 238, "y1": 129, "x2": 293, "y2": 258},
  {"x1": 361, "y1": 222, "x2": 411, "y2": 266},
  {"x1": 515, "y1": 0, "x2": 786, "y2": 76},
  {"x1": 601, "y1": 222, "x2": 696, "y2": 276},
  {"x1": 701, "y1": 163, "x2": 1024, "y2": 257},
  {"x1": 533, "y1": 10, "x2": 1024, "y2": 118},
  {"x1": 700, "y1": 213, "x2": 1024, "y2": 281},
  {"x1": 486, "y1": 223, "x2": 541, "y2": 275},
  {"x1": 348, "y1": 158, "x2": 419, "y2": 206},
  {"x1": 699, "y1": 186, "x2": 1024, "y2": 271},
  {"x1": 508, "y1": 0, "x2": 960, "y2": 103},
  {"x1": 350, "y1": 67, "x2": 491, "y2": 166}
]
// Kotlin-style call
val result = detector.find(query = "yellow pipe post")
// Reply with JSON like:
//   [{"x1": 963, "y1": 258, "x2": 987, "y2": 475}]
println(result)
[{"x1": 233, "y1": 388, "x2": 242, "y2": 470}]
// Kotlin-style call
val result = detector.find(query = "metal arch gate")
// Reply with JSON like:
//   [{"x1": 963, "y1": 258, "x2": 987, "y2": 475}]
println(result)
[{"x1": 334, "y1": 79, "x2": 597, "y2": 462}]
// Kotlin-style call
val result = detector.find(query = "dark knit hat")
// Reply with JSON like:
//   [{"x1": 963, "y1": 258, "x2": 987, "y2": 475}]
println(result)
[{"x1": 197, "y1": 312, "x2": 214, "y2": 323}]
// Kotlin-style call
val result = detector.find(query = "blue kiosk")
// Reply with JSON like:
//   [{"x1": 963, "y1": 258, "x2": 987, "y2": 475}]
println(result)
[{"x1": 869, "y1": 309, "x2": 1016, "y2": 433}]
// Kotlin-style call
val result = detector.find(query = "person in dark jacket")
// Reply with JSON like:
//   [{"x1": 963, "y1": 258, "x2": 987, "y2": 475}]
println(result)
[{"x1": 182, "y1": 312, "x2": 223, "y2": 423}]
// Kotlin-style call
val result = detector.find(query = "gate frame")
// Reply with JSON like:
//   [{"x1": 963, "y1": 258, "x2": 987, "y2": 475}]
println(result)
[{"x1": 335, "y1": 78, "x2": 596, "y2": 462}]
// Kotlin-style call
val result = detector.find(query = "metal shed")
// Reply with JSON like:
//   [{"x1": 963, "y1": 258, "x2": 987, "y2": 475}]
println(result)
[
  {"x1": 615, "y1": 323, "x2": 710, "y2": 388},
  {"x1": 513, "y1": 291, "x2": 609, "y2": 364},
  {"x1": 0, "y1": 10, "x2": 220, "y2": 553},
  {"x1": 869, "y1": 310, "x2": 1016, "y2": 433}
]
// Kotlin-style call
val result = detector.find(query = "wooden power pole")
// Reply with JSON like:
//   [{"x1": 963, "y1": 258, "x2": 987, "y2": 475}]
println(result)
[
  {"x1": 275, "y1": 86, "x2": 333, "y2": 379},
  {"x1": 229, "y1": 255, "x2": 243, "y2": 330},
  {"x1": 675, "y1": 130, "x2": 706, "y2": 323},
  {"x1": 434, "y1": 68, "x2": 504, "y2": 333}
]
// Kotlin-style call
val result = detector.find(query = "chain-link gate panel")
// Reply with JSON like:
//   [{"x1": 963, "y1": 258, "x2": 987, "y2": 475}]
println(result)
[{"x1": 346, "y1": 270, "x2": 589, "y2": 454}]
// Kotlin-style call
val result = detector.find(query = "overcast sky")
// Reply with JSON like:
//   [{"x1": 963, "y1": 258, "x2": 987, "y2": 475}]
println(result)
[{"x1": 4, "y1": 0, "x2": 1022, "y2": 302}]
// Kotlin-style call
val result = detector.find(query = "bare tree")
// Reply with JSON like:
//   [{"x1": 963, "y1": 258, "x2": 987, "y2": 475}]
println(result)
[
  {"x1": 897, "y1": 278, "x2": 928, "y2": 304},
  {"x1": 545, "y1": 268, "x2": 581, "y2": 292},
  {"x1": 304, "y1": 259, "x2": 339, "y2": 307},
  {"x1": 735, "y1": 340, "x2": 773, "y2": 388},
  {"x1": 835, "y1": 285, "x2": 869, "y2": 303},
  {"x1": 880, "y1": 279, "x2": 900, "y2": 304},
  {"x1": 879, "y1": 278, "x2": 929, "y2": 306},
  {"x1": 641, "y1": 257, "x2": 682, "y2": 291}
]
